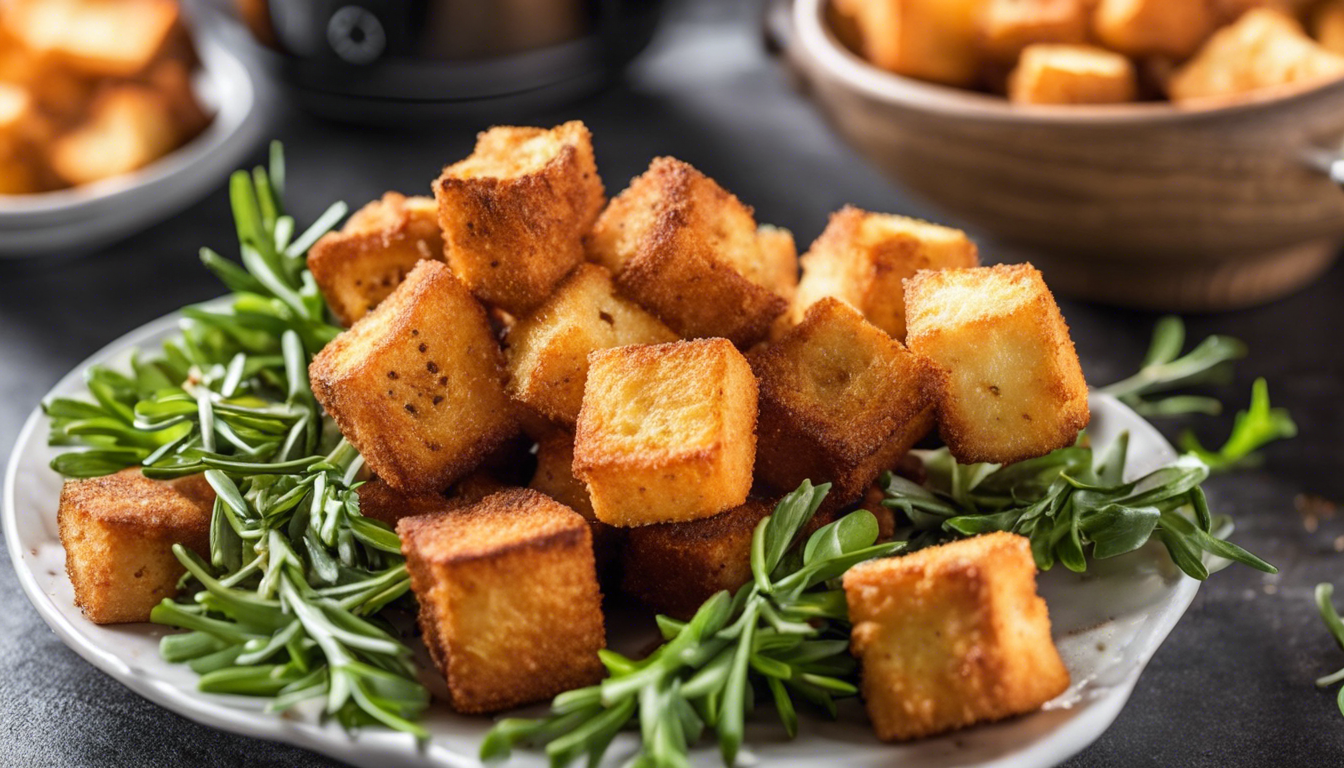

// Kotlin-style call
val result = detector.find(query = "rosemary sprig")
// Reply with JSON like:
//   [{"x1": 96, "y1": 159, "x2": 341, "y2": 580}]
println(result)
[
  {"x1": 45, "y1": 144, "x2": 427, "y2": 734},
  {"x1": 1315, "y1": 584, "x2": 1344, "y2": 716},
  {"x1": 879, "y1": 437, "x2": 1276, "y2": 581},
  {"x1": 481, "y1": 481, "x2": 902, "y2": 768}
]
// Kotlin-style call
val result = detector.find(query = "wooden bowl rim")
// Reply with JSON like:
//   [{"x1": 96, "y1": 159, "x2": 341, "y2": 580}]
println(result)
[{"x1": 793, "y1": 0, "x2": 1344, "y2": 127}]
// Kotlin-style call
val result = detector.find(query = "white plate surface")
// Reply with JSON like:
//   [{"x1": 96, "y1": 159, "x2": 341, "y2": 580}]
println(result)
[{"x1": 5, "y1": 305, "x2": 1198, "y2": 768}]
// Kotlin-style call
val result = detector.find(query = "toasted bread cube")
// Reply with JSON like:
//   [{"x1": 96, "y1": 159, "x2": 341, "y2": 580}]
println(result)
[
  {"x1": 310, "y1": 260, "x2": 518, "y2": 494},
  {"x1": 587, "y1": 157, "x2": 787, "y2": 348},
  {"x1": 833, "y1": 0, "x2": 982, "y2": 85},
  {"x1": 4, "y1": 0, "x2": 181, "y2": 77},
  {"x1": 434, "y1": 121, "x2": 604, "y2": 314},
  {"x1": 1093, "y1": 0, "x2": 1216, "y2": 58},
  {"x1": 48, "y1": 86, "x2": 179, "y2": 186},
  {"x1": 57, "y1": 469, "x2": 214, "y2": 624},
  {"x1": 574, "y1": 339, "x2": 758, "y2": 527},
  {"x1": 791, "y1": 207, "x2": 978, "y2": 342},
  {"x1": 397, "y1": 489, "x2": 604, "y2": 713},
  {"x1": 529, "y1": 429, "x2": 621, "y2": 568},
  {"x1": 308, "y1": 193, "x2": 446, "y2": 326},
  {"x1": 504, "y1": 264, "x2": 678, "y2": 425},
  {"x1": 752, "y1": 298, "x2": 936, "y2": 503},
  {"x1": 622, "y1": 498, "x2": 772, "y2": 620},
  {"x1": 145, "y1": 58, "x2": 211, "y2": 139},
  {"x1": 356, "y1": 480, "x2": 455, "y2": 529},
  {"x1": 756, "y1": 225, "x2": 800, "y2": 302},
  {"x1": 1170, "y1": 8, "x2": 1344, "y2": 102},
  {"x1": 844, "y1": 532, "x2": 1069, "y2": 741},
  {"x1": 1316, "y1": 1, "x2": 1344, "y2": 55},
  {"x1": 976, "y1": 0, "x2": 1092, "y2": 62},
  {"x1": 1009, "y1": 44, "x2": 1139, "y2": 104},
  {"x1": 905, "y1": 264, "x2": 1089, "y2": 464}
]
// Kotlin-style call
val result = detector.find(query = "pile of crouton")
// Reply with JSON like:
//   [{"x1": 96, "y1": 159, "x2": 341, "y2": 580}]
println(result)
[
  {"x1": 58, "y1": 121, "x2": 1088, "y2": 742},
  {"x1": 833, "y1": 0, "x2": 1344, "y2": 106},
  {"x1": 0, "y1": 0, "x2": 210, "y2": 194}
]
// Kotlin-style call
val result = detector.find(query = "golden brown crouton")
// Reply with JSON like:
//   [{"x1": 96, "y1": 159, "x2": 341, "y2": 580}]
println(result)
[
  {"x1": 844, "y1": 532, "x2": 1069, "y2": 742},
  {"x1": 1008, "y1": 44, "x2": 1139, "y2": 104},
  {"x1": 504, "y1": 264, "x2": 677, "y2": 426},
  {"x1": 529, "y1": 429, "x2": 622, "y2": 569},
  {"x1": 57, "y1": 469, "x2": 214, "y2": 624},
  {"x1": 48, "y1": 85, "x2": 179, "y2": 186},
  {"x1": 574, "y1": 339, "x2": 758, "y2": 527},
  {"x1": 976, "y1": 0, "x2": 1092, "y2": 62},
  {"x1": 4, "y1": 0, "x2": 181, "y2": 77},
  {"x1": 752, "y1": 298, "x2": 936, "y2": 505},
  {"x1": 621, "y1": 498, "x2": 773, "y2": 620},
  {"x1": 356, "y1": 480, "x2": 455, "y2": 529},
  {"x1": 434, "y1": 121, "x2": 604, "y2": 314},
  {"x1": 397, "y1": 488, "x2": 605, "y2": 714},
  {"x1": 1093, "y1": 0, "x2": 1216, "y2": 58},
  {"x1": 586, "y1": 157, "x2": 787, "y2": 348},
  {"x1": 1169, "y1": 8, "x2": 1344, "y2": 102},
  {"x1": 310, "y1": 260, "x2": 518, "y2": 494},
  {"x1": 833, "y1": 0, "x2": 982, "y2": 86},
  {"x1": 756, "y1": 225, "x2": 800, "y2": 302},
  {"x1": 308, "y1": 193, "x2": 446, "y2": 326},
  {"x1": 1315, "y1": 0, "x2": 1344, "y2": 55},
  {"x1": 791, "y1": 206, "x2": 978, "y2": 343},
  {"x1": 904, "y1": 264, "x2": 1089, "y2": 464}
]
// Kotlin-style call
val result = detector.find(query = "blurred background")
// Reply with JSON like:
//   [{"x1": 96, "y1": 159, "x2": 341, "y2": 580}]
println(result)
[{"x1": 1, "y1": 0, "x2": 1342, "y2": 766}]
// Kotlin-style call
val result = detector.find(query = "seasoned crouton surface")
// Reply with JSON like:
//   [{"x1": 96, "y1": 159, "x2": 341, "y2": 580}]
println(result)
[
  {"x1": 1169, "y1": 8, "x2": 1344, "y2": 102},
  {"x1": 791, "y1": 206, "x2": 978, "y2": 341},
  {"x1": 843, "y1": 532, "x2": 1069, "y2": 741},
  {"x1": 976, "y1": 0, "x2": 1092, "y2": 62},
  {"x1": 905, "y1": 264, "x2": 1088, "y2": 464},
  {"x1": 753, "y1": 298, "x2": 936, "y2": 503},
  {"x1": 48, "y1": 86, "x2": 179, "y2": 186},
  {"x1": 505, "y1": 264, "x2": 677, "y2": 425},
  {"x1": 622, "y1": 498, "x2": 773, "y2": 619},
  {"x1": 587, "y1": 157, "x2": 787, "y2": 347},
  {"x1": 1009, "y1": 44, "x2": 1139, "y2": 104},
  {"x1": 356, "y1": 480, "x2": 456, "y2": 529},
  {"x1": 574, "y1": 339, "x2": 758, "y2": 526},
  {"x1": 5, "y1": 0, "x2": 181, "y2": 77},
  {"x1": 310, "y1": 260, "x2": 518, "y2": 494},
  {"x1": 308, "y1": 193, "x2": 445, "y2": 326},
  {"x1": 434, "y1": 120, "x2": 604, "y2": 314},
  {"x1": 397, "y1": 488, "x2": 604, "y2": 713},
  {"x1": 834, "y1": 0, "x2": 982, "y2": 86},
  {"x1": 755, "y1": 225, "x2": 800, "y2": 302},
  {"x1": 529, "y1": 428, "x2": 622, "y2": 568},
  {"x1": 1093, "y1": 0, "x2": 1216, "y2": 58},
  {"x1": 58, "y1": 469, "x2": 213, "y2": 624}
]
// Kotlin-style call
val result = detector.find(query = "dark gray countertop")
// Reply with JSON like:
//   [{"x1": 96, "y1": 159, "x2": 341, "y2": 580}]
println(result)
[{"x1": 2, "y1": 1, "x2": 1342, "y2": 765}]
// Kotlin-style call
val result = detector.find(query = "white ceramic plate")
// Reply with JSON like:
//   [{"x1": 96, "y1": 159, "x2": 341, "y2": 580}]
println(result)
[
  {"x1": 0, "y1": 31, "x2": 269, "y2": 257},
  {"x1": 4, "y1": 304, "x2": 1199, "y2": 768}
]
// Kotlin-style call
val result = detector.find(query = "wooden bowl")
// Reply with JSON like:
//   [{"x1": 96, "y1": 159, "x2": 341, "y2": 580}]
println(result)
[{"x1": 783, "y1": 0, "x2": 1344, "y2": 311}]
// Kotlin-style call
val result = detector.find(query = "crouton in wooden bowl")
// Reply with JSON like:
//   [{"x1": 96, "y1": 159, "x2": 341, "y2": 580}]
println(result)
[{"x1": 780, "y1": 0, "x2": 1344, "y2": 310}]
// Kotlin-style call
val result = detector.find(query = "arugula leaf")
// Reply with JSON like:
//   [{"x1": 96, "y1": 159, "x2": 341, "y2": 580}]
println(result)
[
  {"x1": 1180, "y1": 378, "x2": 1298, "y2": 472},
  {"x1": 1098, "y1": 315, "x2": 1245, "y2": 417},
  {"x1": 1315, "y1": 584, "x2": 1344, "y2": 717}
]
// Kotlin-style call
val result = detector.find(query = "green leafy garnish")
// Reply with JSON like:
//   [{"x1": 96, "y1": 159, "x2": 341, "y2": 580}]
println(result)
[
  {"x1": 1098, "y1": 315, "x2": 1245, "y2": 417},
  {"x1": 1179, "y1": 378, "x2": 1297, "y2": 472},
  {"x1": 481, "y1": 481, "x2": 902, "y2": 767},
  {"x1": 1315, "y1": 584, "x2": 1344, "y2": 716},
  {"x1": 880, "y1": 437, "x2": 1276, "y2": 581},
  {"x1": 45, "y1": 145, "x2": 428, "y2": 734}
]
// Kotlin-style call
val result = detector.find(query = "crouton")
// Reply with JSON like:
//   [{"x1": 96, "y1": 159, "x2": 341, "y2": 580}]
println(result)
[
  {"x1": 586, "y1": 157, "x2": 787, "y2": 348},
  {"x1": 756, "y1": 225, "x2": 800, "y2": 302},
  {"x1": 144, "y1": 58, "x2": 210, "y2": 139},
  {"x1": 434, "y1": 121, "x2": 604, "y2": 314},
  {"x1": 833, "y1": 0, "x2": 982, "y2": 86},
  {"x1": 310, "y1": 260, "x2": 518, "y2": 494},
  {"x1": 791, "y1": 206, "x2": 978, "y2": 342},
  {"x1": 504, "y1": 264, "x2": 678, "y2": 426},
  {"x1": 622, "y1": 498, "x2": 773, "y2": 620},
  {"x1": 308, "y1": 193, "x2": 446, "y2": 326},
  {"x1": 1009, "y1": 44, "x2": 1139, "y2": 104},
  {"x1": 1315, "y1": 0, "x2": 1344, "y2": 55},
  {"x1": 844, "y1": 532, "x2": 1069, "y2": 741},
  {"x1": 57, "y1": 469, "x2": 214, "y2": 624},
  {"x1": 573, "y1": 339, "x2": 758, "y2": 527},
  {"x1": 397, "y1": 488, "x2": 605, "y2": 714},
  {"x1": 4, "y1": 0, "x2": 181, "y2": 77},
  {"x1": 904, "y1": 264, "x2": 1089, "y2": 464},
  {"x1": 752, "y1": 298, "x2": 936, "y2": 505},
  {"x1": 529, "y1": 429, "x2": 621, "y2": 568},
  {"x1": 1169, "y1": 8, "x2": 1344, "y2": 102},
  {"x1": 976, "y1": 0, "x2": 1092, "y2": 62},
  {"x1": 356, "y1": 480, "x2": 455, "y2": 528},
  {"x1": 48, "y1": 85, "x2": 179, "y2": 186},
  {"x1": 1093, "y1": 0, "x2": 1216, "y2": 58}
]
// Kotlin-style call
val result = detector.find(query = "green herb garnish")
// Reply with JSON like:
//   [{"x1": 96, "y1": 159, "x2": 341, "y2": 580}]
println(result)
[
  {"x1": 1315, "y1": 584, "x2": 1344, "y2": 716},
  {"x1": 880, "y1": 436, "x2": 1276, "y2": 581},
  {"x1": 481, "y1": 480, "x2": 900, "y2": 767},
  {"x1": 45, "y1": 145, "x2": 427, "y2": 734},
  {"x1": 1179, "y1": 378, "x2": 1297, "y2": 471},
  {"x1": 1097, "y1": 315, "x2": 1245, "y2": 417}
]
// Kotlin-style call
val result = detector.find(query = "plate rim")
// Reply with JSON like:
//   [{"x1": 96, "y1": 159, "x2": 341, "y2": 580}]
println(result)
[{"x1": 3, "y1": 303, "x2": 1200, "y2": 768}]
